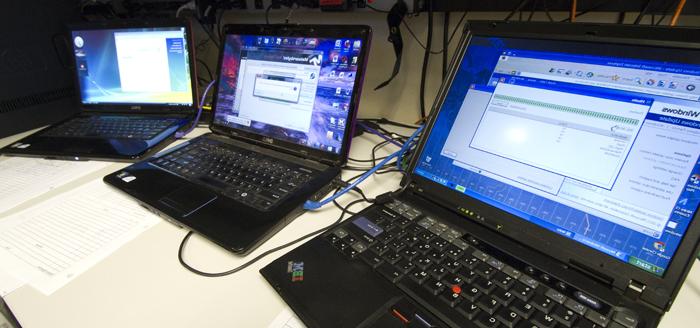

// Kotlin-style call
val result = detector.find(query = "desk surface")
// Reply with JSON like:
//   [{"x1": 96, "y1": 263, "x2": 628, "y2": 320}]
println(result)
[{"x1": 1, "y1": 128, "x2": 699, "y2": 328}]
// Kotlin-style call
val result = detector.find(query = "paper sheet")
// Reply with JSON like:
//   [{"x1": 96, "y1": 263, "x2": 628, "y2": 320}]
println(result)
[
  {"x1": 268, "y1": 308, "x2": 305, "y2": 328},
  {"x1": 0, "y1": 270, "x2": 24, "y2": 297},
  {"x1": 0, "y1": 180, "x2": 159, "y2": 295},
  {"x1": 0, "y1": 157, "x2": 111, "y2": 214}
]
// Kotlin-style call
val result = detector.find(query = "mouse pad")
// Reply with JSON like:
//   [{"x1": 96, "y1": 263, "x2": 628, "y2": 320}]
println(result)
[{"x1": 158, "y1": 185, "x2": 217, "y2": 217}]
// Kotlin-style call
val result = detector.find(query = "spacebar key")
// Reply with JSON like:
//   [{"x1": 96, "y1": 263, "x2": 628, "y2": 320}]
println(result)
[{"x1": 397, "y1": 278, "x2": 471, "y2": 328}]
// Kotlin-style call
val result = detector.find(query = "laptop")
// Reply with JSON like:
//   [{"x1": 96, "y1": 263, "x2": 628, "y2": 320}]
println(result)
[
  {"x1": 261, "y1": 21, "x2": 700, "y2": 328},
  {"x1": 0, "y1": 20, "x2": 197, "y2": 162},
  {"x1": 103, "y1": 24, "x2": 372, "y2": 254}
]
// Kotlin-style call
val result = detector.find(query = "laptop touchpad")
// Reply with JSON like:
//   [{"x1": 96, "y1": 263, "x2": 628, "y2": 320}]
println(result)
[{"x1": 158, "y1": 185, "x2": 217, "y2": 217}]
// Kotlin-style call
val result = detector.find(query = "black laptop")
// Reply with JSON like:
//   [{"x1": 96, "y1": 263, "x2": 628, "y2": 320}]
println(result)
[
  {"x1": 261, "y1": 21, "x2": 700, "y2": 328},
  {"x1": 0, "y1": 20, "x2": 197, "y2": 162},
  {"x1": 104, "y1": 24, "x2": 372, "y2": 254}
]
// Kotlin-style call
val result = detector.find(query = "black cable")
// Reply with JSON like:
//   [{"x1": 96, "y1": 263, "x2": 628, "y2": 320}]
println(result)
[
  {"x1": 265, "y1": 3, "x2": 274, "y2": 25},
  {"x1": 419, "y1": 1, "x2": 434, "y2": 119},
  {"x1": 196, "y1": 18, "x2": 220, "y2": 49},
  {"x1": 401, "y1": 12, "x2": 466, "y2": 55},
  {"x1": 442, "y1": 12, "x2": 449, "y2": 79},
  {"x1": 178, "y1": 198, "x2": 367, "y2": 277},
  {"x1": 528, "y1": 0, "x2": 538, "y2": 21},
  {"x1": 505, "y1": 0, "x2": 530, "y2": 21},
  {"x1": 543, "y1": 0, "x2": 554, "y2": 21},
  {"x1": 560, "y1": 0, "x2": 611, "y2": 22},
  {"x1": 196, "y1": 58, "x2": 214, "y2": 82},
  {"x1": 359, "y1": 118, "x2": 420, "y2": 129},
  {"x1": 634, "y1": 0, "x2": 656, "y2": 25}
]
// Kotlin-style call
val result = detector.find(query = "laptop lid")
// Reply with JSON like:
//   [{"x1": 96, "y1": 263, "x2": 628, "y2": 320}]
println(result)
[
  {"x1": 68, "y1": 20, "x2": 197, "y2": 114},
  {"x1": 409, "y1": 21, "x2": 700, "y2": 311},
  {"x1": 210, "y1": 24, "x2": 371, "y2": 166}
]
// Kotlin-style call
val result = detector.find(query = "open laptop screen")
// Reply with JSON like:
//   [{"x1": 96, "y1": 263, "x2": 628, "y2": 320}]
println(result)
[
  {"x1": 213, "y1": 34, "x2": 364, "y2": 155},
  {"x1": 71, "y1": 26, "x2": 193, "y2": 106},
  {"x1": 414, "y1": 36, "x2": 700, "y2": 277}
]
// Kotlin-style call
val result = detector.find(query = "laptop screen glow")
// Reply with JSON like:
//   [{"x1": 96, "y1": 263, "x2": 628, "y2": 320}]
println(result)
[
  {"x1": 71, "y1": 26, "x2": 193, "y2": 107},
  {"x1": 414, "y1": 36, "x2": 700, "y2": 277},
  {"x1": 213, "y1": 34, "x2": 364, "y2": 155}
]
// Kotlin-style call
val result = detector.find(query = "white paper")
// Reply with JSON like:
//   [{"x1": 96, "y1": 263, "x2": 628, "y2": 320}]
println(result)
[
  {"x1": 268, "y1": 307, "x2": 305, "y2": 328},
  {"x1": 0, "y1": 157, "x2": 110, "y2": 214},
  {"x1": 0, "y1": 180, "x2": 159, "y2": 295},
  {"x1": 0, "y1": 270, "x2": 24, "y2": 297}
]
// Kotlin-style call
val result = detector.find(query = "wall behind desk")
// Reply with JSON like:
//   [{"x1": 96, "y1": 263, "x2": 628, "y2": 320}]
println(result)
[{"x1": 199, "y1": 11, "x2": 700, "y2": 124}]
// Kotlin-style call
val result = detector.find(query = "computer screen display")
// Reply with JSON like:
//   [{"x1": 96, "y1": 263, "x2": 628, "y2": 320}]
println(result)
[
  {"x1": 71, "y1": 26, "x2": 193, "y2": 106},
  {"x1": 213, "y1": 34, "x2": 364, "y2": 155},
  {"x1": 414, "y1": 36, "x2": 700, "y2": 277}
]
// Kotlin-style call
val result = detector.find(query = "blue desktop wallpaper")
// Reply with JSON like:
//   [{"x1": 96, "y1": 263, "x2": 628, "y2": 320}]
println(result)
[
  {"x1": 72, "y1": 27, "x2": 193, "y2": 106},
  {"x1": 414, "y1": 36, "x2": 700, "y2": 276}
]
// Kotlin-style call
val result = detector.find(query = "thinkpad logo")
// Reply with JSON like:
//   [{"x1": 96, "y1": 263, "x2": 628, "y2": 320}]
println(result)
[{"x1": 287, "y1": 261, "x2": 304, "y2": 282}]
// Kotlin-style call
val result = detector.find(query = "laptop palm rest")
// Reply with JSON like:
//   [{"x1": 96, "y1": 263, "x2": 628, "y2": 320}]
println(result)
[{"x1": 158, "y1": 185, "x2": 217, "y2": 217}]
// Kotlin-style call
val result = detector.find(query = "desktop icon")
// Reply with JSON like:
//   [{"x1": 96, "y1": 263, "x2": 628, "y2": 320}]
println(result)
[
  {"x1": 586, "y1": 72, "x2": 594, "y2": 78},
  {"x1": 669, "y1": 81, "x2": 678, "y2": 89},
  {"x1": 332, "y1": 102, "x2": 339, "y2": 109},
  {"x1": 344, "y1": 40, "x2": 351, "y2": 49},
  {"x1": 335, "y1": 39, "x2": 342, "y2": 47},
  {"x1": 646, "y1": 79, "x2": 656, "y2": 86},
  {"x1": 653, "y1": 241, "x2": 666, "y2": 253},
  {"x1": 687, "y1": 84, "x2": 696, "y2": 91},
  {"x1": 657, "y1": 80, "x2": 665, "y2": 87},
  {"x1": 352, "y1": 56, "x2": 358, "y2": 65},
  {"x1": 565, "y1": 70, "x2": 572, "y2": 76},
  {"x1": 338, "y1": 72, "x2": 345, "y2": 78},
  {"x1": 332, "y1": 55, "x2": 339, "y2": 63},
  {"x1": 576, "y1": 71, "x2": 583, "y2": 77},
  {"x1": 353, "y1": 40, "x2": 361, "y2": 49},
  {"x1": 330, "y1": 70, "x2": 336, "y2": 77},
  {"x1": 338, "y1": 118, "x2": 346, "y2": 127},
  {"x1": 335, "y1": 87, "x2": 342, "y2": 95},
  {"x1": 276, "y1": 38, "x2": 282, "y2": 45}
]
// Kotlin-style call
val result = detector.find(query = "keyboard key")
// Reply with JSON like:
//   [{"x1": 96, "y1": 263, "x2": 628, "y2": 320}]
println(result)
[
  {"x1": 530, "y1": 294, "x2": 555, "y2": 314},
  {"x1": 492, "y1": 287, "x2": 515, "y2": 306},
  {"x1": 502, "y1": 266, "x2": 523, "y2": 279},
  {"x1": 460, "y1": 285, "x2": 482, "y2": 302},
  {"x1": 429, "y1": 265, "x2": 448, "y2": 280},
  {"x1": 358, "y1": 250, "x2": 383, "y2": 268},
  {"x1": 400, "y1": 248, "x2": 419, "y2": 260},
  {"x1": 443, "y1": 259, "x2": 462, "y2": 273},
  {"x1": 475, "y1": 262, "x2": 497, "y2": 279},
  {"x1": 512, "y1": 282, "x2": 535, "y2": 301},
  {"x1": 457, "y1": 267, "x2": 478, "y2": 283},
  {"x1": 584, "y1": 310, "x2": 610, "y2": 327},
  {"x1": 493, "y1": 271, "x2": 516, "y2": 290},
  {"x1": 474, "y1": 312, "x2": 501, "y2": 328},
  {"x1": 551, "y1": 305, "x2": 579, "y2": 327},
  {"x1": 440, "y1": 287, "x2": 463, "y2": 307},
  {"x1": 564, "y1": 299, "x2": 588, "y2": 316},
  {"x1": 410, "y1": 270, "x2": 430, "y2": 284},
  {"x1": 545, "y1": 289, "x2": 567, "y2": 304},
  {"x1": 496, "y1": 307, "x2": 522, "y2": 328},
  {"x1": 474, "y1": 276, "x2": 497, "y2": 294},
  {"x1": 477, "y1": 294, "x2": 501, "y2": 315},
  {"x1": 573, "y1": 318, "x2": 598, "y2": 328},
  {"x1": 395, "y1": 259, "x2": 415, "y2": 274},
  {"x1": 457, "y1": 302, "x2": 481, "y2": 320},
  {"x1": 510, "y1": 299, "x2": 535, "y2": 319},
  {"x1": 415, "y1": 256, "x2": 434, "y2": 270},
  {"x1": 531, "y1": 311, "x2": 558, "y2": 328},
  {"x1": 383, "y1": 251, "x2": 402, "y2": 264},
  {"x1": 423, "y1": 278, "x2": 446, "y2": 296},
  {"x1": 445, "y1": 246, "x2": 465, "y2": 259},
  {"x1": 441, "y1": 273, "x2": 464, "y2": 286},
  {"x1": 519, "y1": 274, "x2": 540, "y2": 289},
  {"x1": 612, "y1": 310, "x2": 639, "y2": 328},
  {"x1": 377, "y1": 263, "x2": 403, "y2": 283}
]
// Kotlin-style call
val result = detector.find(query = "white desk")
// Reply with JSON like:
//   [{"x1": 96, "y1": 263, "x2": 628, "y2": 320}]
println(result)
[{"x1": 1, "y1": 128, "x2": 699, "y2": 328}]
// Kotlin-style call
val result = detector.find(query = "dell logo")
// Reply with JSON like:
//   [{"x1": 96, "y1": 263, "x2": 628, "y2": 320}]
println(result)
[
  {"x1": 130, "y1": 105, "x2": 142, "y2": 110},
  {"x1": 263, "y1": 137, "x2": 274, "y2": 144}
]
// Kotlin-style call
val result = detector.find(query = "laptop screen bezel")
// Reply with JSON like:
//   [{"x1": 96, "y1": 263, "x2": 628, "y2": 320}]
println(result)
[
  {"x1": 209, "y1": 24, "x2": 371, "y2": 166},
  {"x1": 407, "y1": 20, "x2": 700, "y2": 311},
  {"x1": 67, "y1": 19, "x2": 198, "y2": 114}
]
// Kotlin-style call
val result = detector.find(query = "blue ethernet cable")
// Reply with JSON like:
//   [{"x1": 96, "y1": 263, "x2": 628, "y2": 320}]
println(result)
[
  {"x1": 304, "y1": 125, "x2": 424, "y2": 211},
  {"x1": 175, "y1": 80, "x2": 216, "y2": 139}
]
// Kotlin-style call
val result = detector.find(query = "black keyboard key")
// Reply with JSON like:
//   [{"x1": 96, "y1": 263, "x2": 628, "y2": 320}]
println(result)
[
  {"x1": 443, "y1": 259, "x2": 462, "y2": 273},
  {"x1": 492, "y1": 287, "x2": 515, "y2": 306},
  {"x1": 383, "y1": 251, "x2": 402, "y2": 264},
  {"x1": 496, "y1": 307, "x2": 522, "y2": 328},
  {"x1": 531, "y1": 294, "x2": 555, "y2": 314},
  {"x1": 410, "y1": 270, "x2": 430, "y2": 285},
  {"x1": 474, "y1": 276, "x2": 497, "y2": 294},
  {"x1": 428, "y1": 249, "x2": 447, "y2": 263},
  {"x1": 371, "y1": 243, "x2": 390, "y2": 255},
  {"x1": 573, "y1": 318, "x2": 597, "y2": 328},
  {"x1": 551, "y1": 305, "x2": 579, "y2": 327},
  {"x1": 396, "y1": 259, "x2": 415, "y2": 274},
  {"x1": 440, "y1": 287, "x2": 463, "y2": 308},
  {"x1": 460, "y1": 285, "x2": 482, "y2": 302},
  {"x1": 457, "y1": 267, "x2": 478, "y2": 283},
  {"x1": 445, "y1": 245, "x2": 465, "y2": 260},
  {"x1": 429, "y1": 265, "x2": 448, "y2": 280},
  {"x1": 545, "y1": 289, "x2": 567, "y2": 304},
  {"x1": 430, "y1": 238, "x2": 450, "y2": 251},
  {"x1": 512, "y1": 282, "x2": 535, "y2": 301},
  {"x1": 584, "y1": 310, "x2": 610, "y2": 327},
  {"x1": 462, "y1": 255, "x2": 480, "y2": 269},
  {"x1": 474, "y1": 312, "x2": 501, "y2": 328},
  {"x1": 493, "y1": 271, "x2": 516, "y2": 290},
  {"x1": 358, "y1": 250, "x2": 384, "y2": 268},
  {"x1": 401, "y1": 248, "x2": 419, "y2": 260},
  {"x1": 612, "y1": 310, "x2": 639, "y2": 328},
  {"x1": 389, "y1": 240, "x2": 407, "y2": 252},
  {"x1": 531, "y1": 311, "x2": 558, "y2": 328},
  {"x1": 564, "y1": 299, "x2": 587, "y2": 316},
  {"x1": 441, "y1": 273, "x2": 464, "y2": 287},
  {"x1": 456, "y1": 302, "x2": 481, "y2": 320},
  {"x1": 415, "y1": 256, "x2": 434, "y2": 270},
  {"x1": 377, "y1": 263, "x2": 403, "y2": 283},
  {"x1": 477, "y1": 294, "x2": 501, "y2": 315},
  {"x1": 510, "y1": 299, "x2": 536, "y2": 319},
  {"x1": 475, "y1": 262, "x2": 497, "y2": 279},
  {"x1": 415, "y1": 243, "x2": 433, "y2": 254},
  {"x1": 423, "y1": 278, "x2": 446, "y2": 296}
]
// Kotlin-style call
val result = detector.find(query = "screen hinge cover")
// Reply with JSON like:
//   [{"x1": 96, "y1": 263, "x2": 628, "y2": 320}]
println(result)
[{"x1": 624, "y1": 279, "x2": 646, "y2": 299}]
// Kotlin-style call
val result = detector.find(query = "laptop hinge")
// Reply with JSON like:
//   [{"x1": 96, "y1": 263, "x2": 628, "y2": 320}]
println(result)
[{"x1": 624, "y1": 279, "x2": 646, "y2": 300}]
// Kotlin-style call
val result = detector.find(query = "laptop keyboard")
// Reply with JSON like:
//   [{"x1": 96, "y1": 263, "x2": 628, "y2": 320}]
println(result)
[
  {"x1": 151, "y1": 138, "x2": 314, "y2": 211},
  {"x1": 326, "y1": 200, "x2": 641, "y2": 328},
  {"x1": 42, "y1": 116, "x2": 178, "y2": 139}
]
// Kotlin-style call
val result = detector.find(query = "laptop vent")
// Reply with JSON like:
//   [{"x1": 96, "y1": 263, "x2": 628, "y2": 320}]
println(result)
[{"x1": 0, "y1": 86, "x2": 74, "y2": 114}]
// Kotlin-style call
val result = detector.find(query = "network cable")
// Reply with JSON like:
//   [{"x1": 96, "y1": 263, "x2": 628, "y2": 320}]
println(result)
[{"x1": 175, "y1": 79, "x2": 216, "y2": 139}]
